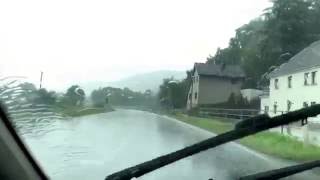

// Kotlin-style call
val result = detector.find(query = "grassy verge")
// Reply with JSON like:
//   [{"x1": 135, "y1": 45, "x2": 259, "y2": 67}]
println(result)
[
  {"x1": 240, "y1": 132, "x2": 320, "y2": 161},
  {"x1": 173, "y1": 113, "x2": 233, "y2": 134},
  {"x1": 55, "y1": 105, "x2": 114, "y2": 117},
  {"x1": 173, "y1": 113, "x2": 320, "y2": 162}
]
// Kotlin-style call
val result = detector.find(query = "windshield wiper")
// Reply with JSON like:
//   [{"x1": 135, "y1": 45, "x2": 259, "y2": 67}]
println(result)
[
  {"x1": 239, "y1": 160, "x2": 320, "y2": 180},
  {"x1": 105, "y1": 105, "x2": 320, "y2": 180}
]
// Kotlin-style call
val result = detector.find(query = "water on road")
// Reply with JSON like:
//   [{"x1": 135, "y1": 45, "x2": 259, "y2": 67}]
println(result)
[{"x1": 18, "y1": 109, "x2": 319, "y2": 180}]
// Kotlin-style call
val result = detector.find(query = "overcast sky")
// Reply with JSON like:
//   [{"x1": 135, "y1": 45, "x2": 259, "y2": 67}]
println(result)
[{"x1": 0, "y1": 0, "x2": 271, "y2": 91}]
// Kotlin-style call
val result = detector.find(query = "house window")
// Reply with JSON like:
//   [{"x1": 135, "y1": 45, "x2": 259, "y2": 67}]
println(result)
[
  {"x1": 274, "y1": 79, "x2": 279, "y2": 89},
  {"x1": 188, "y1": 93, "x2": 192, "y2": 100},
  {"x1": 273, "y1": 102, "x2": 277, "y2": 114},
  {"x1": 303, "y1": 102, "x2": 308, "y2": 108},
  {"x1": 312, "y1": 71, "x2": 317, "y2": 85},
  {"x1": 311, "y1": 101, "x2": 316, "y2": 106},
  {"x1": 194, "y1": 92, "x2": 198, "y2": 99},
  {"x1": 288, "y1": 76, "x2": 292, "y2": 88},
  {"x1": 304, "y1": 73, "x2": 309, "y2": 85},
  {"x1": 287, "y1": 100, "x2": 292, "y2": 112},
  {"x1": 264, "y1": 106, "x2": 269, "y2": 114}
]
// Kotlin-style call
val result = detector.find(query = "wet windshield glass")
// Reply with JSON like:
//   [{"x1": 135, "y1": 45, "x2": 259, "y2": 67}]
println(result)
[{"x1": 1, "y1": 0, "x2": 320, "y2": 179}]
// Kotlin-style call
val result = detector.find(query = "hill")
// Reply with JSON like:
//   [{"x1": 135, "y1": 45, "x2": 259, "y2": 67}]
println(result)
[{"x1": 81, "y1": 70, "x2": 186, "y2": 93}]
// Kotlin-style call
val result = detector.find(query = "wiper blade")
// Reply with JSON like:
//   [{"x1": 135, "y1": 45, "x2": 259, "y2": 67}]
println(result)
[
  {"x1": 239, "y1": 160, "x2": 320, "y2": 180},
  {"x1": 105, "y1": 105, "x2": 320, "y2": 180}
]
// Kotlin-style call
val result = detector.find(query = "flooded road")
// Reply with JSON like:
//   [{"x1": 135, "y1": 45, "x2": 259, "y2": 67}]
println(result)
[{"x1": 19, "y1": 109, "x2": 318, "y2": 180}]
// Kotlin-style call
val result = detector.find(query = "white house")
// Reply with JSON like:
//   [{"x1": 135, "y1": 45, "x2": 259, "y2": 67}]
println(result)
[{"x1": 262, "y1": 40, "x2": 320, "y2": 123}]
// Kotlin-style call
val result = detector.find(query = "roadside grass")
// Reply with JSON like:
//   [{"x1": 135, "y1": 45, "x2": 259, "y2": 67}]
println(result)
[
  {"x1": 240, "y1": 132, "x2": 320, "y2": 161},
  {"x1": 54, "y1": 105, "x2": 114, "y2": 117},
  {"x1": 173, "y1": 113, "x2": 320, "y2": 162},
  {"x1": 173, "y1": 113, "x2": 233, "y2": 134}
]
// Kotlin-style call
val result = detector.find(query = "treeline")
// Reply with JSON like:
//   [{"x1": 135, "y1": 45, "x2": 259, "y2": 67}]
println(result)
[
  {"x1": 2, "y1": 82, "x2": 114, "y2": 117},
  {"x1": 90, "y1": 87, "x2": 156, "y2": 108},
  {"x1": 158, "y1": 0, "x2": 320, "y2": 110},
  {"x1": 19, "y1": 82, "x2": 157, "y2": 110},
  {"x1": 207, "y1": 0, "x2": 320, "y2": 88},
  {"x1": 19, "y1": 83, "x2": 86, "y2": 107}
]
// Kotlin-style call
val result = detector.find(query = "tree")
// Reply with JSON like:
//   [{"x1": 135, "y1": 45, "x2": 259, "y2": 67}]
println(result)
[
  {"x1": 64, "y1": 85, "x2": 86, "y2": 106},
  {"x1": 19, "y1": 82, "x2": 37, "y2": 91},
  {"x1": 90, "y1": 86, "x2": 156, "y2": 108},
  {"x1": 34, "y1": 88, "x2": 57, "y2": 105},
  {"x1": 158, "y1": 71, "x2": 191, "y2": 109},
  {"x1": 206, "y1": 0, "x2": 320, "y2": 88},
  {"x1": 91, "y1": 88, "x2": 107, "y2": 107},
  {"x1": 17, "y1": 83, "x2": 57, "y2": 105}
]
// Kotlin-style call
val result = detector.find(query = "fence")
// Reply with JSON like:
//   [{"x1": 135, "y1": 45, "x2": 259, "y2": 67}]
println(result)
[
  {"x1": 199, "y1": 107, "x2": 320, "y2": 145},
  {"x1": 198, "y1": 107, "x2": 297, "y2": 120},
  {"x1": 198, "y1": 107, "x2": 306, "y2": 129},
  {"x1": 199, "y1": 107, "x2": 261, "y2": 120}
]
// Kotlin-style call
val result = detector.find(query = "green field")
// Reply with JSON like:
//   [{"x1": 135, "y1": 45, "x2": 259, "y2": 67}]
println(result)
[{"x1": 173, "y1": 113, "x2": 320, "y2": 162}]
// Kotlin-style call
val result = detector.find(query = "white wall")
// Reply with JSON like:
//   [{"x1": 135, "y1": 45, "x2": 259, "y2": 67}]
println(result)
[
  {"x1": 192, "y1": 70, "x2": 200, "y2": 107},
  {"x1": 269, "y1": 66, "x2": 320, "y2": 122},
  {"x1": 186, "y1": 70, "x2": 200, "y2": 109},
  {"x1": 260, "y1": 96, "x2": 270, "y2": 114}
]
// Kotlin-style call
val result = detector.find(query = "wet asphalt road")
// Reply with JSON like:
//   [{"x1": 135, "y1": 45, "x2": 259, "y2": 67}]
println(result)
[{"x1": 22, "y1": 109, "x2": 319, "y2": 180}]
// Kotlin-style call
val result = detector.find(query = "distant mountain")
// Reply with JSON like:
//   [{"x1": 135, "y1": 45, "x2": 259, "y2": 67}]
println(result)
[{"x1": 81, "y1": 70, "x2": 186, "y2": 93}]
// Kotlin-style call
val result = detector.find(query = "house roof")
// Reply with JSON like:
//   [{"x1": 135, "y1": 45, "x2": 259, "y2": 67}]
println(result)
[
  {"x1": 194, "y1": 63, "x2": 245, "y2": 78},
  {"x1": 269, "y1": 40, "x2": 320, "y2": 78}
]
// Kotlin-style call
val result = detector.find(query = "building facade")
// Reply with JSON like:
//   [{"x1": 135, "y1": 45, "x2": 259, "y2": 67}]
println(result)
[
  {"x1": 262, "y1": 40, "x2": 320, "y2": 122},
  {"x1": 187, "y1": 63, "x2": 245, "y2": 110}
]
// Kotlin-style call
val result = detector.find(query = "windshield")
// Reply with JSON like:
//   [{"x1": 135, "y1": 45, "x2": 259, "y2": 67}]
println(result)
[{"x1": 1, "y1": 0, "x2": 320, "y2": 179}]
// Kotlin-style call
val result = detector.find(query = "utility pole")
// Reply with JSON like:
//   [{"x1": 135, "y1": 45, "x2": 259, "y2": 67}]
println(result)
[{"x1": 39, "y1": 71, "x2": 43, "y2": 89}]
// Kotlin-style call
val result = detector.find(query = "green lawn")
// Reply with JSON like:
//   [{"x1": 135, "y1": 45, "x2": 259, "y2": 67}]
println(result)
[{"x1": 173, "y1": 113, "x2": 320, "y2": 162}]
